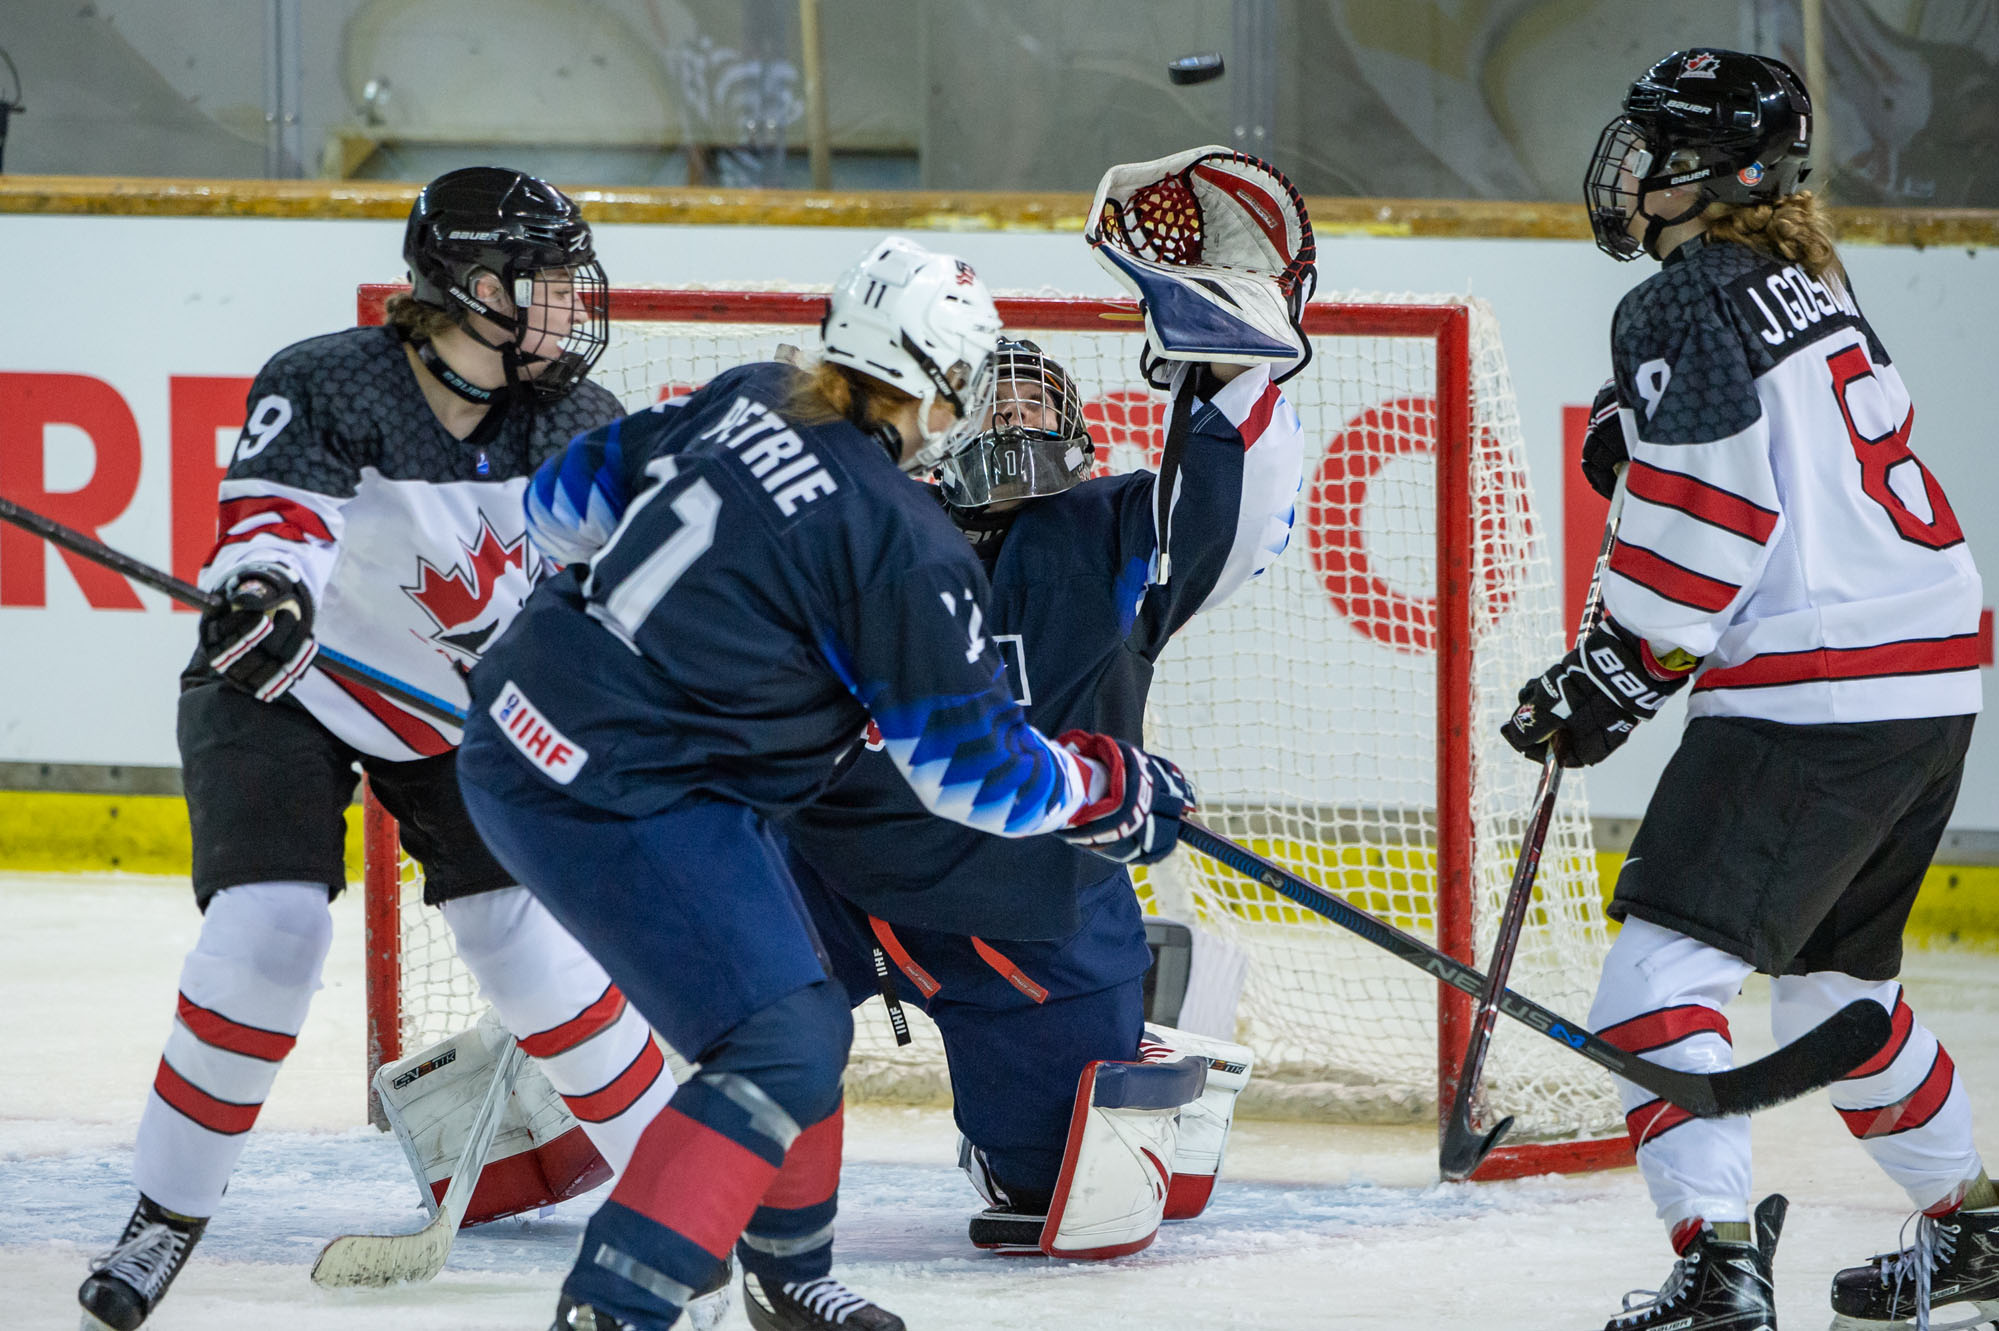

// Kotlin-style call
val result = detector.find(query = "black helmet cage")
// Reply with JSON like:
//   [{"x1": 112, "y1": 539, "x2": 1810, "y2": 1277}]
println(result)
[
  {"x1": 937, "y1": 339, "x2": 1096, "y2": 509},
  {"x1": 1586, "y1": 49, "x2": 1813, "y2": 260},
  {"x1": 403, "y1": 167, "x2": 610, "y2": 402}
]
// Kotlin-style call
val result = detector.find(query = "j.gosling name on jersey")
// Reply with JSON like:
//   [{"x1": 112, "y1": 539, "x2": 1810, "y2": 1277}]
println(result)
[
  {"x1": 698, "y1": 395, "x2": 841, "y2": 516},
  {"x1": 1734, "y1": 263, "x2": 1859, "y2": 350}
]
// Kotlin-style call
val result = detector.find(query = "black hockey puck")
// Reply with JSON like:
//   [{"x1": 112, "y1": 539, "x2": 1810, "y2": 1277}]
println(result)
[{"x1": 1167, "y1": 53, "x2": 1225, "y2": 85}]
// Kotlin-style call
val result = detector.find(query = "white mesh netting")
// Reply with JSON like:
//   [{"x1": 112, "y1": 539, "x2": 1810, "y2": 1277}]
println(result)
[{"x1": 373, "y1": 288, "x2": 1622, "y2": 1147}]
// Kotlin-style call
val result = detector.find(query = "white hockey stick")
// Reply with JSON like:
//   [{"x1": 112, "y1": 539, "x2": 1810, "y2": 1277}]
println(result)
[{"x1": 310, "y1": 1041, "x2": 527, "y2": 1288}]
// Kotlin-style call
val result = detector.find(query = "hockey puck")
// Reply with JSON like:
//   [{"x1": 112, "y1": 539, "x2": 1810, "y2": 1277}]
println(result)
[{"x1": 1167, "y1": 53, "x2": 1225, "y2": 85}]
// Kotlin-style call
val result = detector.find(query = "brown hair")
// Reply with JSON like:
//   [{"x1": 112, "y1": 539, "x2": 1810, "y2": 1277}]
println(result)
[
  {"x1": 384, "y1": 291, "x2": 459, "y2": 341},
  {"x1": 784, "y1": 360, "x2": 915, "y2": 429},
  {"x1": 1705, "y1": 190, "x2": 1844, "y2": 281}
]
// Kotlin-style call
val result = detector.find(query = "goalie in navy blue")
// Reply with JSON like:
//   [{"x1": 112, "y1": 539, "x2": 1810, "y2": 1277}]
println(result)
[
  {"x1": 459, "y1": 236, "x2": 1196, "y2": 1331},
  {"x1": 1504, "y1": 51, "x2": 1989, "y2": 1331}
]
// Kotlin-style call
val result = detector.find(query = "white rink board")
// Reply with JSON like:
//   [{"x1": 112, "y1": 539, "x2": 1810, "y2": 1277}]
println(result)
[
  {"x1": 8, "y1": 871, "x2": 1999, "y2": 1329},
  {"x1": 0, "y1": 214, "x2": 1994, "y2": 824}
]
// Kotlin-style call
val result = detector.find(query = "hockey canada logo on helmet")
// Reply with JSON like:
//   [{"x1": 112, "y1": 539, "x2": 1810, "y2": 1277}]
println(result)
[
  {"x1": 820, "y1": 236, "x2": 1003, "y2": 475},
  {"x1": 935, "y1": 338, "x2": 1097, "y2": 511},
  {"x1": 403, "y1": 165, "x2": 610, "y2": 402},
  {"x1": 1584, "y1": 48, "x2": 1813, "y2": 260}
]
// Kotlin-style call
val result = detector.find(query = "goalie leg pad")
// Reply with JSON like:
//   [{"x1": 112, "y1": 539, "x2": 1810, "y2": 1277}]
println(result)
[
  {"x1": 972, "y1": 1056, "x2": 1206, "y2": 1260},
  {"x1": 373, "y1": 1012, "x2": 614, "y2": 1228},
  {"x1": 1140, "y1": 1024, "x2": 1254, "y2": 1219},
  {"x1": 442, "y1": 886, "x2": 675, "y2": 1178}
]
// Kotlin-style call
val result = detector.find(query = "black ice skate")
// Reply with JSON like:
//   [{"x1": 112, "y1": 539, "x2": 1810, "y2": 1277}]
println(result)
[
  {"x1": 1601, "y1": 1194, "x2": 1785, "y2": 1331},
  {"x1": 743, "y1": 1271, "x2": 906, "y2": 1331},
  {"x1": 76, "y1": 1195, "x2": 208, "y2": 1331},
  {"x1": 967, "y1": 1201, "x2": 1046, "y2": 1254},
  {"x1": 1830, "y1": 1205, "x2": 1999, "y2": 1331}
]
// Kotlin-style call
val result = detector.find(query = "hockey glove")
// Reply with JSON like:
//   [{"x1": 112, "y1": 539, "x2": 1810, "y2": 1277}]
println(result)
[
  {"x1": 1086, "y1": 147, "x2": 1317, "y2": 385},
  {"x1": 200, "y1": 562, "x2": 317, "y2": 701},
  {"x1": 1055, "y1": 730, "x2": 1197, "y2": 866},
  {"x1": 1579, "y1": 378, "x2": 1628, "y2": 501},
  {"x1": 1503, "y1": 618, "x2": 1698, "y2": 768}
]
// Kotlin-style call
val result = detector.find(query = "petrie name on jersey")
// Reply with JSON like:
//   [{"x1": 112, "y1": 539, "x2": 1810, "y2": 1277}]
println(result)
[
  {"x1": 697, "y1": 395, "x2": 841, "y2": 516},
  {"x1": 1732, "y1": 262, "x2": 1859, "y2": 350}
]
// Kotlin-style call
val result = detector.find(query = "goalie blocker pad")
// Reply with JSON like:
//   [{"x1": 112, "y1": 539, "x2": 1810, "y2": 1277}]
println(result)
[
  {"x1": 374, "y1": 1016, "x2": 611, "y2": 1227},
  {"x1": 1140, "y1": 1023, "x2": 1255, "y2": 1220},
  {"x1": 975, "y1": 1055, "x2": 1206, "y2": 1260}
]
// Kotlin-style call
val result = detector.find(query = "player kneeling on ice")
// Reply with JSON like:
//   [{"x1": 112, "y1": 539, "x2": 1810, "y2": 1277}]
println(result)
[
  {"x1": 1508, "y1": 49, "x2": 1990, "y2": 1331},
  {"x1": 75, "y1": 167, "x2": 701, "y2": 1331},
  {"x1": 456, "y1": 234, "x2": 1199, "y2": 1331},
  {"x1": 773, "y1": 147, "x2": 1310, "y2": 1260}
]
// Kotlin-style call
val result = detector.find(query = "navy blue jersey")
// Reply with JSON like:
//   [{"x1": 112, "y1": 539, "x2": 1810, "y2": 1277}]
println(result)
[
  {"x1": 463, "y1": 362, "x2": 1091, "y2": 831},
  {"x1": 781, "y1": 364, "x2": 1304, "y2": 939}
]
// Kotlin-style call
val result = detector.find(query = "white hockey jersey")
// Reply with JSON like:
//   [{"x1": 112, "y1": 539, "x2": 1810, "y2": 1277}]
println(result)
[
  {"x1": 196, "y1": 326, "x2": 622, "y2": 761},
  {"x1": 1605, "y1": 236, "x2": 1981, "y2": 725}
]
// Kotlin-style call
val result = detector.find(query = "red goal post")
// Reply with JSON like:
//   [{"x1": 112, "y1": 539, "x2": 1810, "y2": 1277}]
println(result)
[{"x1": 355, "y1": 282, "x2": 1632, "y2": 1179}]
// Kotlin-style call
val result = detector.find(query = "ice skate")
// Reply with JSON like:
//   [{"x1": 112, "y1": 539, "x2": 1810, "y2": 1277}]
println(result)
[
  {"x1": 743, "y1": 1271, "x2": 906, "y2": 1330},
  {"x1": 548, "y1": 1256, "x2": 732, "y2": 1331},
  {"x1": 76, "y1": 1196, "x2": 207, "y2": 1331},
  {"x1": 1602, "y1": 1195, "x2": 1784, "y2": 1331},
  {"x1": 1830, "y1": 1206, "x2": 1999, "y2": 1331}
]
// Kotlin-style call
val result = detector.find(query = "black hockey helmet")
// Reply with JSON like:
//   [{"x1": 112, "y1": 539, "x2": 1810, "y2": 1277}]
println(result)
[
  {"x1": 936, "y1": 338, "x2": 1096, "y2": 511},
  {"x1": 1586, "y1": 49, "x2": 1813, "y2": 260},
  {"x1": 402, "y1": 166, "x2": 609, "y2": 401}
]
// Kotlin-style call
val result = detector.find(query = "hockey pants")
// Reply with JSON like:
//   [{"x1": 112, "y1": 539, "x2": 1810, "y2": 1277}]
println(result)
[{"x1": 1591, "y1": 916, "x2": 1984, "y2": 1242}]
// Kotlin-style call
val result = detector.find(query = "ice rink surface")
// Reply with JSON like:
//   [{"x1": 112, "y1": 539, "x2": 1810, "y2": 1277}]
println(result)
[{"x1": 7, "y1": 871, "x2": 1999, "y2": 1330}]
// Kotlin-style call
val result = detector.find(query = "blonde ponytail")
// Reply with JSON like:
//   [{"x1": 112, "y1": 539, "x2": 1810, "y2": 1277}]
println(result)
[
  {"x1": 784, "y1": 360, "x2": 915, "y2": 429},
  {"x1": 1705, "y1": 190, "x2": 1845, "y2": 281}
]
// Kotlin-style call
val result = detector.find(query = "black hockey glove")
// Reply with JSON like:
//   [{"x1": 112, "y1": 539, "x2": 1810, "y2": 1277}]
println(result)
[
  {"x1": 1579, "y1": 378, "x2": 1627, "y2": 501},
  {"x1": 1503, "y1": 618, "x2": 1698, "y2": 768},
  {"x1": 200, "y1": 563, "x2": 318, "y2": 702},
  {"x1": 1055, "y1": 730, "x2": 1197, "y2": 866}
]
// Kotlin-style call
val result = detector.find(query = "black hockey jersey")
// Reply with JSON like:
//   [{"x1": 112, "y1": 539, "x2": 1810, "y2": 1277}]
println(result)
[
  {"x1": 779, "y1": 366, "x2": 1304, "y2": 939},
  {"x1": 1605, "y1": 237, "x2": 1981, "y2": 725},
  {"x1": 196, "y1": 325, "x2": 622, "y2": 759},
  {"x1": 465, "y1": 362, "x2": 1092, "y2": 833}
]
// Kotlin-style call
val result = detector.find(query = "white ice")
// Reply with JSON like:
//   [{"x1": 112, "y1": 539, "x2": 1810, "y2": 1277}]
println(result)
[{"x1": 6, "y1": 870, "x2": 1999, "y2": 1330}]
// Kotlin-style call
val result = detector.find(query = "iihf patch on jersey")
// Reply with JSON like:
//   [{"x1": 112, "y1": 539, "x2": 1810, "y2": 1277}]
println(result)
[{"x1": 490, "y1": 681, "x2": 588, "y2": 783}]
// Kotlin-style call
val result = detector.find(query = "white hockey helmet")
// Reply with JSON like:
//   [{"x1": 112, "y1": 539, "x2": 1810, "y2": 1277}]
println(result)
[{"x1": 821, "y1": 236, "x2": 1003, "y2": 473}]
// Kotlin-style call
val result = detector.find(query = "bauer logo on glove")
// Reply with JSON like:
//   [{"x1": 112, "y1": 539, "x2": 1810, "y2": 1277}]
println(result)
[{"x1": 1085, "y1": 146, "x2": 1317, "y2": 384}]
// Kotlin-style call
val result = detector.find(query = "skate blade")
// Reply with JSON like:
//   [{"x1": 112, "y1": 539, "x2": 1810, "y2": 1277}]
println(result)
[
  {"x1": 685, "y1": 1284, "x2": 733, "y2": 1331},
  {"x1": 1830, "y1": 1299, "x2": 1999, "y2": 1331}
]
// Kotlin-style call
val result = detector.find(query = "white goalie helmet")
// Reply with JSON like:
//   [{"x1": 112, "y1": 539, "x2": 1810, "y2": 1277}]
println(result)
[{"x1": 820, "y1": 235, "x2": 1003, "y2": 474}]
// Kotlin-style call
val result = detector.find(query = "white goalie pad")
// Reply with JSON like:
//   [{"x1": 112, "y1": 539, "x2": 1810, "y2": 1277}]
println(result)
[
  {"x1": 1085, "y1": 145, "x2": 1315, "y2": 371},
  {"x1": 1039, "y1": 1055, "x2": 1207, "y2": 1259},
  {"x1": 374, "y1": 1012, "x2": 611, "y2": 1227},
  {"x1": 1141, "y1": 1024, "x2": 1255, "y2": 1219}
]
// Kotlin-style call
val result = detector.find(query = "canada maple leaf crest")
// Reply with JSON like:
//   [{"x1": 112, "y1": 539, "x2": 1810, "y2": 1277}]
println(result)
[{"x1": 403, "y1": 517, "x2": 528, "y2": 658}]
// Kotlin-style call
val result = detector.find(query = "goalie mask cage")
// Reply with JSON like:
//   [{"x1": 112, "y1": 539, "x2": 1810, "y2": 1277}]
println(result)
[{"x1": 356, "y1": 281, "x2": 1632, "y2": 1181}]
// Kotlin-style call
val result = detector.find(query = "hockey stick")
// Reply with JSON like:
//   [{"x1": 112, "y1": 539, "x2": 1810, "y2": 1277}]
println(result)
[
  {"x1": 311, "y1": 1041, "x2": 526, "y2": 1287},
  {"x1": 1438, "y1": 480, "x2": 1626, "y2": 1180},
  {"x1": 1176, "y1": 819, "x2": 1892, "y2": 1118},
  {"x1": 0, "y1": 494, "x2": 468, "y2": 726}
]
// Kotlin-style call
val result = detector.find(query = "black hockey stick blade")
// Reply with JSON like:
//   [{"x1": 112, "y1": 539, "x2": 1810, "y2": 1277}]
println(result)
[
  {"x1": 1438, "y1": 1108, "x2": 1514, "y2": 1182},
  {"x1": 0, "y1": 492, "x2": 469, "y2": 727},
  {"x1": 1177, "y1": 819, "x2": 1894, "y2": 1117}
]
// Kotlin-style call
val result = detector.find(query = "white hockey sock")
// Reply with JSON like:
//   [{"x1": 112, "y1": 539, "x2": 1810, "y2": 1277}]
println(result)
[
  {"x1": 1590, "y1": 917, "x2": 1756, "y2": 1239},
  {"x1": 1771, "y1": 972, "x2": 1984, "y2": 1213},
  {"x1": 442, "y1": 886, "x2": 673, "y2": 1176},
  {"x1": 132, "y1": 882, "x2": 332, "y2": 1218}
]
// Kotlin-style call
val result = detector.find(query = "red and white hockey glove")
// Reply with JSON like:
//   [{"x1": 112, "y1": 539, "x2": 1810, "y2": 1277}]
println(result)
[
  {"x1": 1086, "y1": 146, "x2": 1316, "y2": 384},
  {"x1": 1503, "y1": 618, "x2": 1698, "y2": 768},
  {"x1": 200, "y1": 562, "x2": 318, "y2": 702},
  {"x1": 1055, "y1": 730, "x2": 1197, "y2": 865}
]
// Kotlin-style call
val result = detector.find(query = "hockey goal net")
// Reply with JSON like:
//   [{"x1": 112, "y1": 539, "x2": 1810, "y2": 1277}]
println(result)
[{"x1": 356, "y1": 282, "x2": 1630, "y2": 1179}]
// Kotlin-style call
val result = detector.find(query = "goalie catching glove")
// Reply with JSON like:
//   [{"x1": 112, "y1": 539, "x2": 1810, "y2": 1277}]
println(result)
[
  {"x1": 1504, "y1": 617, "x2": 1699, "y2": 768},
  {"x1": 1055, "y1": 731, "x2": 1196, "y2": 865},
  {"x1": 200, "y1": 562, "x2": 317, "y2": 701},
  {"x1": 1086, "y1": 146, "x2": 1316, "y2": 384}
]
